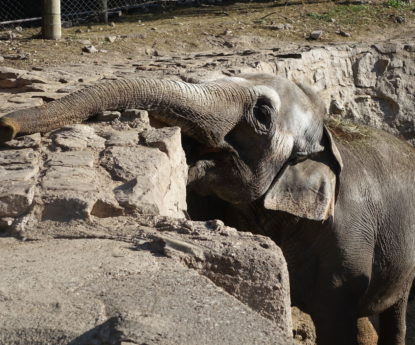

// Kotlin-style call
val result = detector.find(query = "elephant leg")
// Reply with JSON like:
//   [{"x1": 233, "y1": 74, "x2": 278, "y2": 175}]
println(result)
[
  {"x1": 311, "y1": 296, "x2": 359, "y2": 345},
  {"x1": 378, "y1": 292, "x2": 409, "y2": 345}
]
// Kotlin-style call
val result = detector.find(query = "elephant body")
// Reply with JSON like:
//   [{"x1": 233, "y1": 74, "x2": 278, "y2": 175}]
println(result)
[
  {"x1": 1, "y1": 73, "x2": 414, "y2": 345},
  {"x1": 224, "y1": 124, "x2": 415, "y2": 345}
]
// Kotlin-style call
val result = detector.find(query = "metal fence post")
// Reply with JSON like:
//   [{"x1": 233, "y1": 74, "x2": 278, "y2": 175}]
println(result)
[
  {"x1": 100, "y1": 0, "x2": 108, "y2": 24},
  {"x1": 42, "y1": 0, "x2": 61, "y2": 40}
]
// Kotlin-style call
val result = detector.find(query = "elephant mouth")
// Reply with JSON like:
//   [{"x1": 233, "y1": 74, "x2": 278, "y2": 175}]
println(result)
[{"x1": 182, "y1": 134, "x2": 231, "y2": 185}]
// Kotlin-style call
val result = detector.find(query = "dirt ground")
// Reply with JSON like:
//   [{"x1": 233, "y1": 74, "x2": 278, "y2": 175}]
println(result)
[
  {"x1": 0, "y1": 0, "x2": 414, "y2": 70},
  {"x1": 1, "y1": 0, "x2": 415, "y2": 344}
]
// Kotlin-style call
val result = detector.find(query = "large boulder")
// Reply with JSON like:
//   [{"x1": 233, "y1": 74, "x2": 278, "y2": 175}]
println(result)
[
  {"x1": 0, "y1": 217, "x2": 292, "y2": 345},
  {"x1": 0, "y1": 109, "x2": 292, "y2": 344}
]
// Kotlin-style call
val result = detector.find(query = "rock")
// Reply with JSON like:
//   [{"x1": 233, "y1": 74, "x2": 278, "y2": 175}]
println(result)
[
  {"x1": 0, "y1": 182, "x2": 35, "y2": 217},
  {"x1": 14, "y1": 26, "x2": 23, "y2": 32},
  {"x1": 373, "y1": 43, "x2": 398, "y2": 54},
  {"x1": 0, "y1": 31, "x2": 22, "y2": 40},
  {"x1": 404, "y1": 44, "x2": 415, "y2": 52},
  {"x1": 109, "y1": 22, "x2": 116, "y2": 27},
  {"x1": 105, "y1": 35, "x2": 117, "y2": 43},
  {"x1": 76, "y1": 39, "x2": 92, "y2": 45},
  {"x1": 102, "y1": 142, "x2": 187, "y2": 217},
  {"x1": 56, "y1": 85, "x2": 80, "y2": 93},
  {"x1": 0, "y1": 66, "x2": 25, "y2": 80},
  {"x1": 337, "y1": 30, "x2": 351, "y2": 37},
  {"x1": 45, "y1": 151, "x2": 94, "y2": 168},
  {"x1": 0, "y1": 148, "x2": 39, "y2": 167},
  {"x1": 96, "y1": 110, "x2": 121, "y2": 121},
  {"x1": 292, "y1": 307, "x2": 316, "y2": 345},
  {"x1": 50, "y1": 125, "x2": 106, "y2": 150},
  {"x1": 82, "y1": 45, "x2": 98, "y2": 54},
  {"x1": 42, "y1": 167, "x2": 97, "y2": 192},
  {"x1": 105, "y1": 130, "x2": 140, "y2": 147},
  {"x1": 353, "y1": 53, "x2": 377, "y2": 88},
  {"x1": 0, "y1": 56, "x2": 4, "y2": 62},
  {"x1": 394, "y1": 15, "x2": 406, "y2": 24},
  {"x1": 265, "y1": 23, "x2": 293, "y2": 30},
  {"x1": 0, "y1": 149, "x2": 39, "y2": 218},
  {"x1": 5, "y1": 133, "x2": 42, "y2": 149},
  {"x1": 309, "y1": 30, "x2": 323, "y2": 40},
  {"x1": 0, "y1": 217, "x2": 14, "y2": 229},
  {"x1": 122, "y1": 108, "x2": 149, "y2": 122},
  {"x1": 145, "y1": 48, "x2": 159, "y2": 56},
  {"x1": 330, "y1": 99, "x2": 345, "y2": 115},
  {"x1": 0, "y1": 218, "x2": 293, "y2": 344}
]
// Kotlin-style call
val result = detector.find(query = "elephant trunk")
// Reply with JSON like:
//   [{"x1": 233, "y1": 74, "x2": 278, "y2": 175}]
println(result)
[{"x1": 0, "y1": 78, "x2": 255, "y2": 145}]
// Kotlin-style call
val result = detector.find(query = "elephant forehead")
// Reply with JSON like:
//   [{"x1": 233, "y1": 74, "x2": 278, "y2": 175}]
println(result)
[{"x1": 282, "y1": 103, "x2": 313, "y2": 133}]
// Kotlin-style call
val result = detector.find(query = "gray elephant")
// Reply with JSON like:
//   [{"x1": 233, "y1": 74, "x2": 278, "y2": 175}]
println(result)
[{"x1": 1, "y1": 74, "x2": 414, "y2": 345}]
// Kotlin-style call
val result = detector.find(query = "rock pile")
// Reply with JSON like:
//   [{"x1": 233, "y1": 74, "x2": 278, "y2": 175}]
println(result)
[{"x1": 0, "y1": 106, "x2": 292, "y2": 344}]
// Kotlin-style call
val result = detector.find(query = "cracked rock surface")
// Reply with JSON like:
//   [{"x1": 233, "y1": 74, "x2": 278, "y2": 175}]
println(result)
[{"x1": 0, "y1": 217, "x2": 292, "y2": 345}]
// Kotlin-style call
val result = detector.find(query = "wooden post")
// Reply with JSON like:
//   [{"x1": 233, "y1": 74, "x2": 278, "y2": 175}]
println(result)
[
  {"x1": 42, "y1": 0, "x2": 61, "y2": 40},
  {"x1": 100, "y1": 0, "x2": 108, "y2": 24}
]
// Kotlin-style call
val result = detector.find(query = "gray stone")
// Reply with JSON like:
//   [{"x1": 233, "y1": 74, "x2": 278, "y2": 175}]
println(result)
[
  {"x1": 373, "y1": 43, "x2": 398, "y2": 54},
  {"x1": 41, "y1": 167, "x2": 97, "y2": 192},
  {"x1": 76, "y1": 39, "x2": 91, "y2": 45},
  {"x1": 101, "y1": 143, "x2": 186, "y2": 217},
  {"x1": 122, "y1": 108, "x2": 150, "y2": 124},
  {"x1": 56, "y1": 85, "x2": 80, "y2": 93},
  {"x1": 96, "y1": 110, "x2": 121, "y2": 121},
  {"x1": 105, "y1": 35, "x2": 117, "y2": 43},
  {"x1": 337, "y1": 30, "x2": 351, "y2": 37},
  {"x1": 353, "y1": 53, "x2": 377, "y2": 88},
  {"x1": 0, "y1": 226, "x2": 292, "y2": 345},
  {"x1": 309, "y1": 30, "x2": 323, "y2": 40},
  {"x1": 82, "y1": 45, "x2": 99, "y2": 54},
  {"x1": 51, "y1": 125, "x2": 105, "y2": 150},
  {"x1": 0, "y1": 67, "x2": 18, "y2": 81},
  {"x1": 5, "y1": 133, "x2": 42, "y2": 149},
  {"x1": 0, "y1": 182, "x2": 35, "y2": 217},
  {"x1": 105, "y1": 130, "x2": 139, "y2": 147},
  {"x1": 46, "y1": 151, "x2": 94, "y2": 168},
  {"x1": 0, "y1": 149, "x2": 39, "y2": 165},
  {"x1": 0, "y1": 164, "x2": 38, "y2": 182}
]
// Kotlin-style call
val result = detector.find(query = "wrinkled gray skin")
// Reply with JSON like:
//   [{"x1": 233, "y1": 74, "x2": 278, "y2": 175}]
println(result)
[{"x1": 1, "y1": 73, "x2": 414, "y2": 345}]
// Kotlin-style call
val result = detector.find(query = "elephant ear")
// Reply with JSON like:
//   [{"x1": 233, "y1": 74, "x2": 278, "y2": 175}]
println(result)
[{"x1": 264, "y1": 126, "x2": 342, "y2": 221}]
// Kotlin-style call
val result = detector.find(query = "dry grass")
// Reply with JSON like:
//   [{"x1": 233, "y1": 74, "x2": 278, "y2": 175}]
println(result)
[
  {"x1": 325, "y1": 116, "x2": 371, "y2": 143},
  {"x1": 0, "y1": 0, "x2": 414, "y2": 69}
]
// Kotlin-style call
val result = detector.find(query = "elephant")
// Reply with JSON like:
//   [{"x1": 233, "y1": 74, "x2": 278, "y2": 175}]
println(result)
[{"x1": 0, "y1": 73, "x2": 414, "y2": 345}]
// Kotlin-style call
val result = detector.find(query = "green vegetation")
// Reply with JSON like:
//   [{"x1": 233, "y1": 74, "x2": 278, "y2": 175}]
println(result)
[
  {"x1": 383, "y1": 0, "x2": 409, "y2": 8},
  {"x1": 306, "y1": 12, "x2": 333, "y2": 22},
  {"x1": 305, "y1": 4, "x2": 372, "y2": 25}
]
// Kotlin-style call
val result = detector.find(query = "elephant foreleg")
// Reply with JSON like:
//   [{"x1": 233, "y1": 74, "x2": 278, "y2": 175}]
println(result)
[
  {"x1": 311, "y1": 295, "x2": 359, "y2": 345},
  {"x1": 378, "y1": 292, "x2": 409, "y2": 345}
]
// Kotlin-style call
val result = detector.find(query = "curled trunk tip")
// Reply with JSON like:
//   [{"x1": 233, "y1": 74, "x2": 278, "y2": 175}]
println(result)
[{"x1": 0, "y1": 117, "x2": 20, "y2": 143}]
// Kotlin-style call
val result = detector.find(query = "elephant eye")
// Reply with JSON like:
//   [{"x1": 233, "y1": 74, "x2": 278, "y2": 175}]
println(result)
[{"x1": 252, "y1": 98, "x2": 274, "y2": 133}]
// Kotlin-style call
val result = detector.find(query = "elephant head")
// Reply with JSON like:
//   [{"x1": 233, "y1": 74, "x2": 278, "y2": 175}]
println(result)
[{"x1": 0, "y1": 73, "x2": 342, "y2": 220}]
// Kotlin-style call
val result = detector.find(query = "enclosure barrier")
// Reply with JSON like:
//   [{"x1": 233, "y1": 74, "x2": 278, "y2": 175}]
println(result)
[{"x1": 0, "y1": 0, "x2": 200, "y2": 28}]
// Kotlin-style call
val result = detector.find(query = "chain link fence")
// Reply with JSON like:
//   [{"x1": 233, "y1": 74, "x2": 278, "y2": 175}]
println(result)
[{"x1": 0, "y1": 0, "x2": 197, "y2": 27}]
